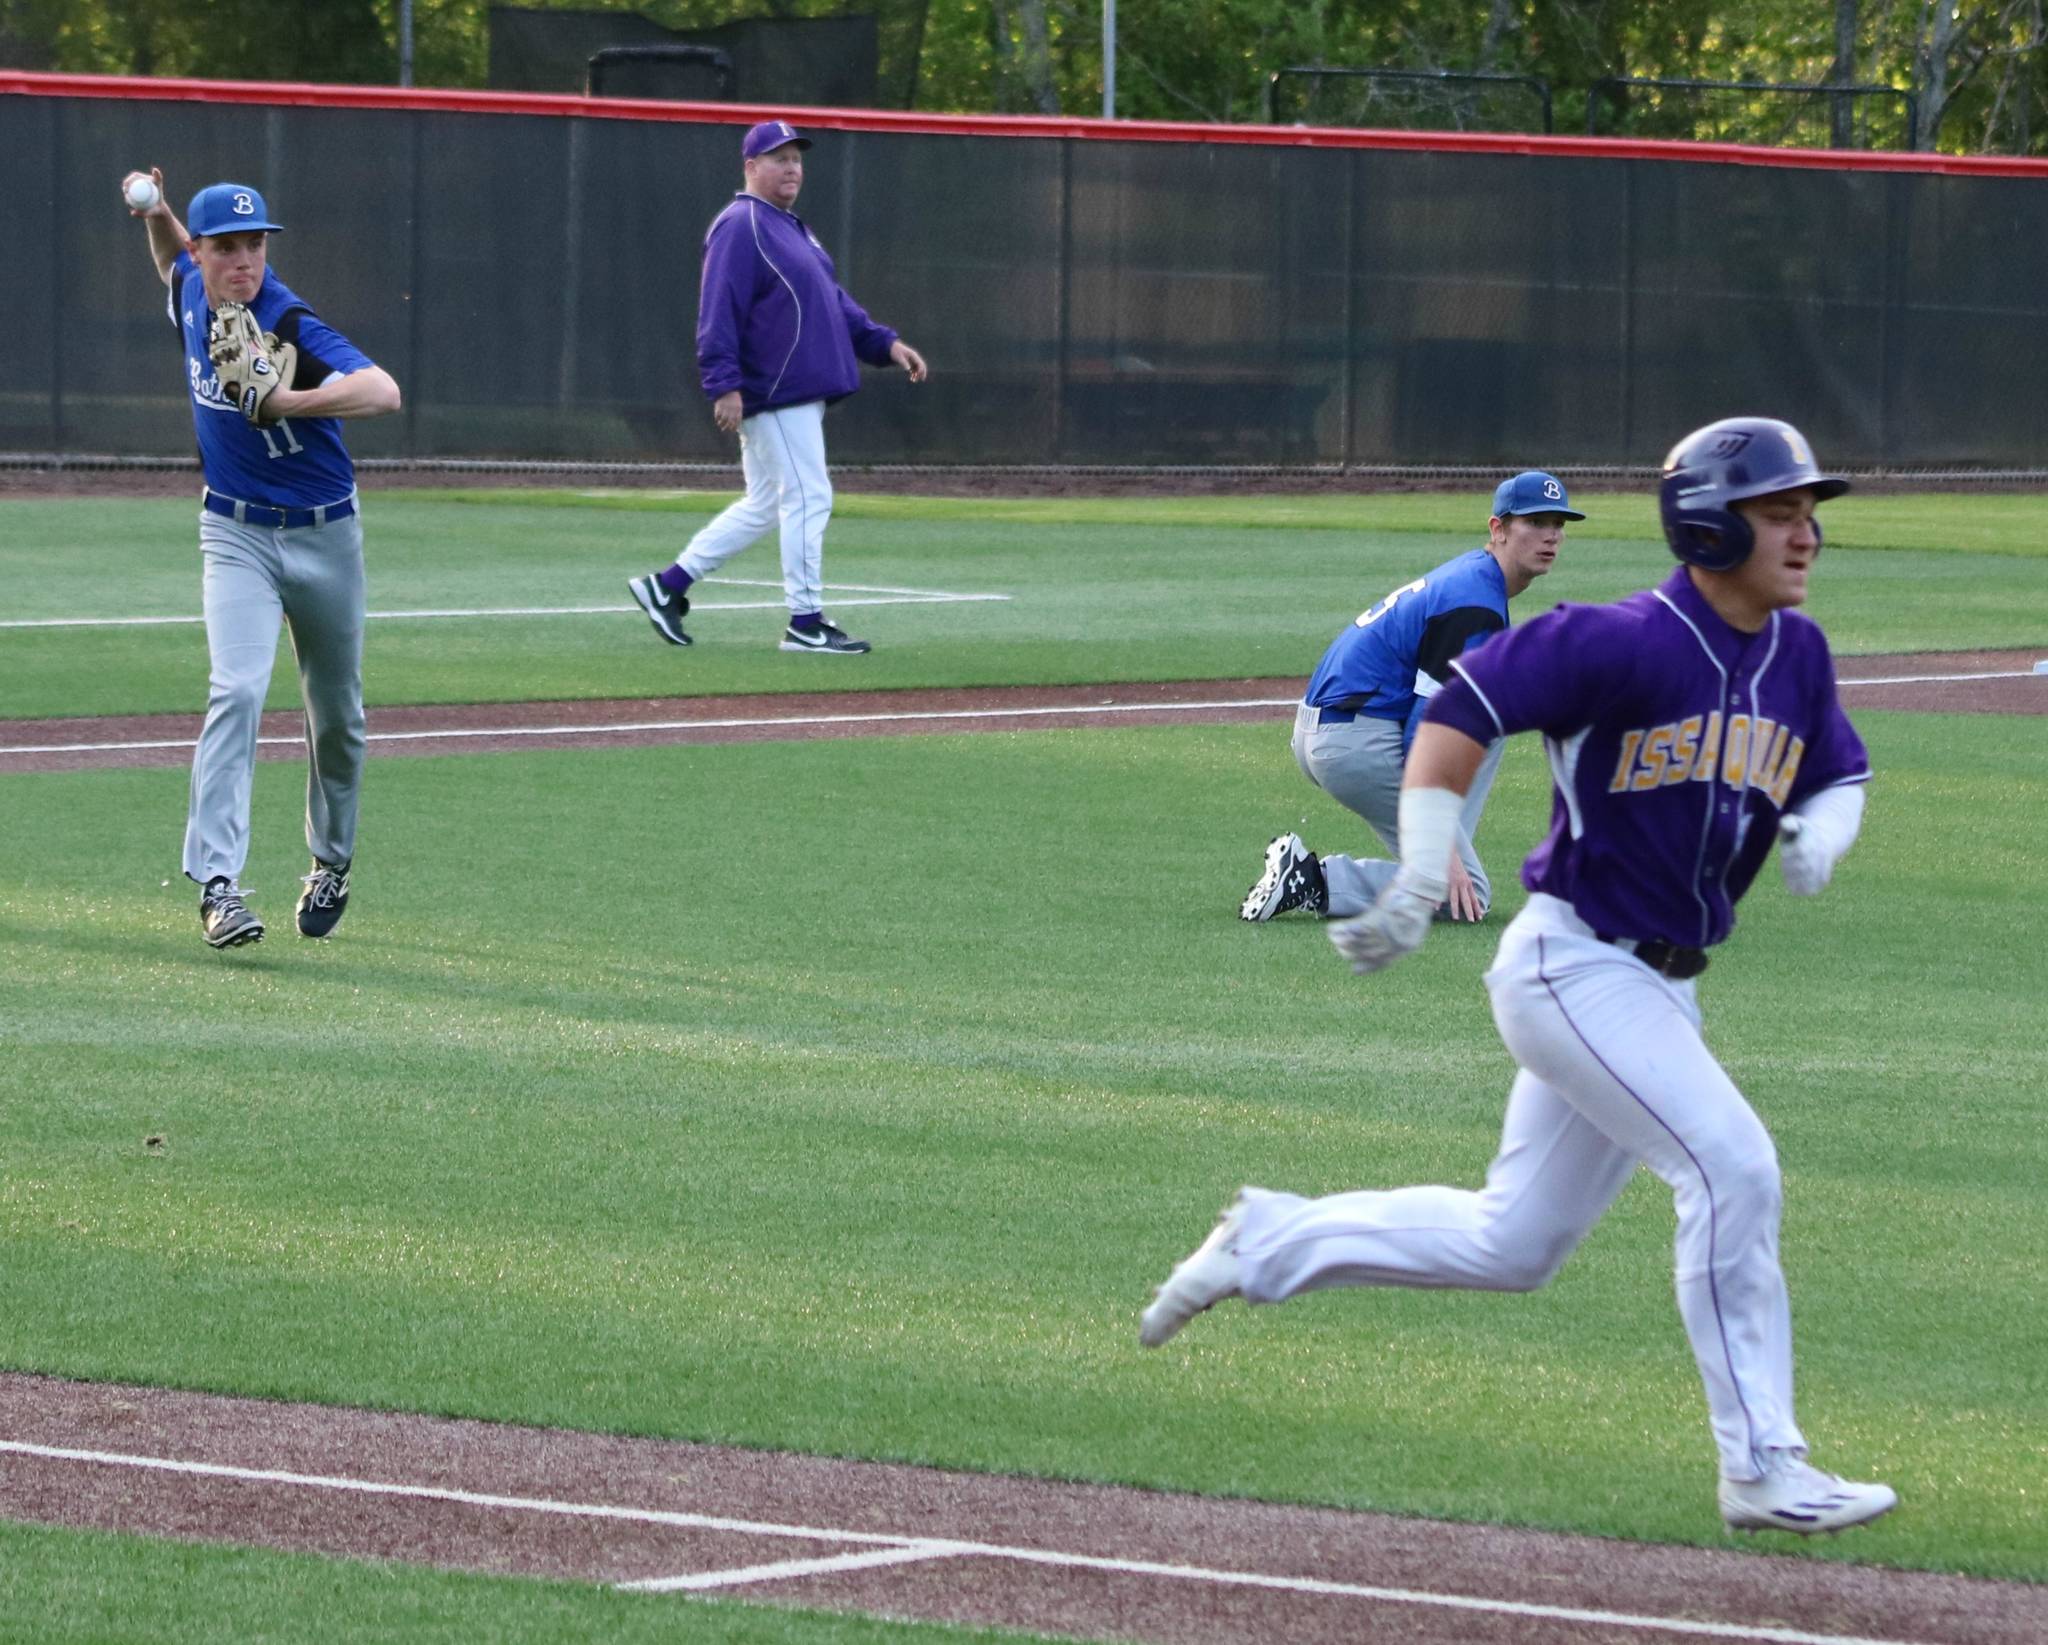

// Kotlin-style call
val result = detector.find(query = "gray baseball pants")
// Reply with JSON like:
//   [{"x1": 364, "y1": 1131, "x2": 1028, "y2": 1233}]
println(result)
[
  {"x1": 1290, "y1": 704, "x2": 1504, "y2": 917},
  {"x1": 183, "y1": 504, "x2": 366, "y2": 885}
]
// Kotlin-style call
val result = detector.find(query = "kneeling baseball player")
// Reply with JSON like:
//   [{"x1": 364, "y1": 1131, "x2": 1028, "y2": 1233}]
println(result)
[
  {"x1": 1240, "y1": 470, "x2": 1580, "y2": 926},
  {"x1": 1145, "y1": 417, "x2": 1896, "y2": 1537}
]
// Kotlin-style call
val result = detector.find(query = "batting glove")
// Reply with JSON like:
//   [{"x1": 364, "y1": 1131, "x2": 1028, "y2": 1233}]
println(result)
[
  {"x1": 1777, "y1": 815, "x2": 1835, "y2": 896},
  {"x1": 1328, "y1": 882, "x2": 1436, "y2": 975}
]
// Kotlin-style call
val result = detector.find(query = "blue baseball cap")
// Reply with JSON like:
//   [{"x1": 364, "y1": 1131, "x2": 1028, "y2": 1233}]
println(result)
[
  {"x1": 743, "y1": 120, "x2": 811, "y2": 159},
  {"x1": 1491, "y1": 470, "x2": 1585, "y2": 520},
  {"x1": 185, "y1": 182, "x2": 283, "y2": 239}
]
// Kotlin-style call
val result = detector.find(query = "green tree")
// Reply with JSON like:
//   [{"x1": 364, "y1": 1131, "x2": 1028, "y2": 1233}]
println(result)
[{"x1": 3, "y1": 0, "x2": 2041, "y2": 154}]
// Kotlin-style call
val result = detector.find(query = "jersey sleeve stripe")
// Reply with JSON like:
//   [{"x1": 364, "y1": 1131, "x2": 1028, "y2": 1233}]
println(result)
[{"x1": 1447, "y1": 658, "x2": 1506, "y2": 738}]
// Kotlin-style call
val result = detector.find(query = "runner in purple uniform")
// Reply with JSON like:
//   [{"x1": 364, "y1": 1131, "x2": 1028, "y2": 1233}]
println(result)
[{"x1": 1141, "y1": 418, "x2": 1897, "y2": 1537}]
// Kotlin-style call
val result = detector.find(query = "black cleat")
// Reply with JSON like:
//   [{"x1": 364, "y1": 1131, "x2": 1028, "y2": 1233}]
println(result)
[
  {"x1": 200, "y1": 877, "x2": 264, "y2": 948},
  {"x1": 296, "y1": 859, "x2": 352, "y2": 938},
  {"x1": 1239, "y1": 834, "x2": 1327, "y2": 920},
  {"x1": 779, "y1": 620, "x2": 870, "y2": 654},
  {"x1": 628, "y1": 573, "x2": 693, "y2": 646}
]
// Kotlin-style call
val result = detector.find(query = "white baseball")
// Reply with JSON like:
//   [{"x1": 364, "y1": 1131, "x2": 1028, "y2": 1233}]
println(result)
[{"x1": 124, "y1": 175, "x2": 161, "y2": 211}]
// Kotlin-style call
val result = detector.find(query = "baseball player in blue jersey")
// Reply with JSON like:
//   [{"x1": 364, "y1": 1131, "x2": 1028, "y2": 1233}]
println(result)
[
  {"x1": 1240, "y1": 472, "x2": 1581, "y2": 927},
  {"x1": 125, "y1": 168, "x2": 401, "y2": 948},
  {"x1": 628, "y1": 120, "x2": 928, "y2": 655},
  {"x1": 1145, "y1": 418, "x2": 1897, "y2": 1536}
]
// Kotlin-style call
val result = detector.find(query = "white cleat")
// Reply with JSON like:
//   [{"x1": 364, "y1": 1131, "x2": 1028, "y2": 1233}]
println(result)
[
  {"x1": 1139, "y1": 1194, "x2": 1249, "y2": 1347},
  {"x1": 1719, "y1": 1451, "x2": 1898, "y2": 1535}
]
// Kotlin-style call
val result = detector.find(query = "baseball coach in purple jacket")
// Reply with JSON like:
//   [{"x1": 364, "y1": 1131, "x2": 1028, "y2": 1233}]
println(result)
[{"x1": 629, "y1": 120, "x2": 929, "y2": 655}]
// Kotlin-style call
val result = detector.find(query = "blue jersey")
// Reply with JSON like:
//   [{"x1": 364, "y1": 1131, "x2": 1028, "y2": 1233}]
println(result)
[
  {"x1": 1302, "y1": 548, "x2": 1510, "y2": 750},
  {"x1": 169, "y1": 256, "x2": 373, "y2": 508},
  {"x1": 1425, "y1": 567, "x2": 1869, "y2": 949}
]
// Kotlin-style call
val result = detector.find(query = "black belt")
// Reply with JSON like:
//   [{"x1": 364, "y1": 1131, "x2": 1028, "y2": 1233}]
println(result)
[
  {"x1": 204, "y1": 490, "x2": 356, "y2": 530},
  {"x1": 1600, "y1": 934, "x2": 1710, "y2": 980},
  {"x1": 1310, "y1": 695, "x2": 1372, "y2": 726}
]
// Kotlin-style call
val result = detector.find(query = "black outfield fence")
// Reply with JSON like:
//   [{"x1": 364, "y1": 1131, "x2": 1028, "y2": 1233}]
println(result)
[{"x1": 6, "y1": 75, "x2": 2048, "y2": 469}]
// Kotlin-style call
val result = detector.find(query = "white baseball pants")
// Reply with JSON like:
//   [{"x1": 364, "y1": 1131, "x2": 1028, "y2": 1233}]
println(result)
[
  {"x1": 1290, "y1": 706, "x2": 1504, "y2": 917},
  {"x1": 676, "y1": 399, "x2": 831, "y2": 616},
  {"x1": 183, "y1": 506, "x2": 366, "y2": 885},
  {"x1": 1234, "y1": 893, "x2": 1804, "y2": 1483}
]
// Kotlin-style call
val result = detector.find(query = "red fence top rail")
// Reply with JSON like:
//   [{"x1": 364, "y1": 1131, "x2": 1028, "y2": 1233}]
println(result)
[{"x1": 9, "y1": 68, "x2": 2048, "y2": 178}]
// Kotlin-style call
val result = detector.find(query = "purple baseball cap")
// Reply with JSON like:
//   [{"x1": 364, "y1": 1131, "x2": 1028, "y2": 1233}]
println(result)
[{"x1": 743, "y1": 120, "x2": 812, "y2": 159}]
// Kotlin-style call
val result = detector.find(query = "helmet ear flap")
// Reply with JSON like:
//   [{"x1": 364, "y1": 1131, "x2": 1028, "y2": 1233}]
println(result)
[{"x1": 1663, "y1": 495, "x2": 1755, "y2": 571}]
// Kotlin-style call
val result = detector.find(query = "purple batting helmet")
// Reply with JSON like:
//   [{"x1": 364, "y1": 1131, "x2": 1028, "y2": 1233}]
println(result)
[{"x1": 1659, "y1": 417, "x2": 1850, "y2": 571}]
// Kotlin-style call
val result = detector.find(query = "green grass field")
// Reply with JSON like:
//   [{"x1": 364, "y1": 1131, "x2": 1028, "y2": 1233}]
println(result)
[
  {"x1": 5, "y1": 488, "x2": 2048, "y2": 718},
  {"x1": 2, "y1": 489, "x2": 2045, "y2": 1636}
]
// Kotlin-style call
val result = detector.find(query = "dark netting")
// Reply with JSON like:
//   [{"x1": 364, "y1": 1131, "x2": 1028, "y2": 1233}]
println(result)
[
  {"x1": 8, "y1": 90, "x2": 2048, "y2": 469},
  {"x1": 1348, "y1": 149, "x2": 1633, "y2": 468},
  {"x1": 1622, "y1": 161, "x2": 1893, "y2": 465},
  {"x1": 1062, "y1": 140, "x2": 1351, "y2": 464}
]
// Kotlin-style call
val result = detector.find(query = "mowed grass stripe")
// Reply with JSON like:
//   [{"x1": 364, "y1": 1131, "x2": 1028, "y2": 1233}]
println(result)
[{"x1": 2, "y1": 491, "x2": 2045, "y2": 718}]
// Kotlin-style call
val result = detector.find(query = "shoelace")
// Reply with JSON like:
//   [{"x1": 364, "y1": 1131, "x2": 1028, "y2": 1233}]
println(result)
[
  {"x1": 301, "y1": 869, "x2": 346, "y2": 907},
  {"x1": 208, "y1": 884, "x2": 249, "y2": 916},
  {"x1": 1761, "y1": 1453, "x2": 1847, "y2": 1496}
]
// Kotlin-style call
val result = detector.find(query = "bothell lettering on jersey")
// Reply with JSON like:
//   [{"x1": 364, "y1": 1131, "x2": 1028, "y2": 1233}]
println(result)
[
  {"x1": 168, "y1": 254, "x2": 374, "y2": 508},
  {"x1": 1607, "y1": 712, "x2": 1804, "y2": 807}
]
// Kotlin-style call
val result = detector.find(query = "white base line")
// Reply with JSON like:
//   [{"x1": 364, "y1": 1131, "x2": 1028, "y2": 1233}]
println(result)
[
  {"x1": 0, "y1": 1439, "x2": 1931, "y2": 1645},
  {"x1": 1838, "y1": 670, "x2": 2036, "y2": 686},
  {"x1": 0, "y1": 698, "x2": 1301, "y2": 759},
  {"x1": 1, "y1": 675, "x2": 2031, "y2": 758},
  {"x1": 619, "y1": 1543, "x2": 965, "y2": 1593}
]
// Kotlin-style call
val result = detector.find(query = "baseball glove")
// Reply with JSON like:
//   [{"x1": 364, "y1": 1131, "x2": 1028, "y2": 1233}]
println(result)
[{"x1": 206, "y1": 302, "x2": 297, "y2": 423}]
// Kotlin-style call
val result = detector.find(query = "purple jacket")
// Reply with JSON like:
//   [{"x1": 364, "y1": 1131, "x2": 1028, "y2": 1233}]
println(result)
[
  {"x1": 1424, "y1": 567, "x2": 1869, "y2": 949},
  {"x1": 695, "y1": 193, "x2": 899, "y2": 416}
]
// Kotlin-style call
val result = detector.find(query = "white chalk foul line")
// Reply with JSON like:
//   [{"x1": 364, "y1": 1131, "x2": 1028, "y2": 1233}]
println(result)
[
  {"x1": 0, "y1": 1438, "x2": 911, "y2": 1545},
  {"x1": 618, "y1": 1543, "x2": 967, "y2": 1594},
  {"x1": 0, "y1": 698, "x2": 1301, "y2": 758},
  {"x1": 1837, "y1": 669, "x2": 2037, "y2": 686},
  {"x1": 0, "y1": 1438, "x2": 1930, "y2": 1645}
]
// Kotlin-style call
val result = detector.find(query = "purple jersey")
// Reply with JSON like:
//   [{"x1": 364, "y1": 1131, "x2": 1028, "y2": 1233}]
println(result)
[
  {"x1": 1423, "y1": 567, "x2": 1869, "y2": 948},
  {"x1": 695, "y1": 194, "x2": 899, "y2": 416}
]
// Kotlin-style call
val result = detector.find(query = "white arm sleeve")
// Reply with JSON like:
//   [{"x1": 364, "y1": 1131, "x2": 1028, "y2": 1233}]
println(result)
[
  {"x1": 1790, "y1": 782, "x2": 1866, "y2": 856},
  {"x1": 1778, "y1": 783, "x2": 1866, "y2": 895},
  {"x1": 1394, "y1": 786, "x2": 1464, "y2": 904}
]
